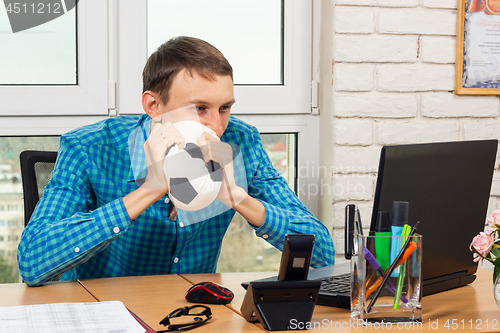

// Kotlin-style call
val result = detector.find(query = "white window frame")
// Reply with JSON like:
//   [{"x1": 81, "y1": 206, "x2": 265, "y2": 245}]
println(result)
[
  {"x1": 0, "y1": 0, "x2": 108, "y2": 117},
  {"x1": 238, "y1": 114, "x2": 320, "y2": 214},
  {"x1": 0, "y1": 0, "x2": 322, "y2": 217},
  {"x1": 116, "y1": 0, "x2": 313, "y2": 116}
]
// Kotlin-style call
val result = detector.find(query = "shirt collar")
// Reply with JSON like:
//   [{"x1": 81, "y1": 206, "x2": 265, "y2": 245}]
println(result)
[{"x1": 127, "y1": 115, "x2": 151, "y2": 183}]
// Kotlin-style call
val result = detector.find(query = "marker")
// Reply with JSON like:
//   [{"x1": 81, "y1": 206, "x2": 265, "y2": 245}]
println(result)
[
  {"x1": 366, "y1": 222, "x2": 419, "y2": 314},
  {"x1": 361, "y1": 241, "x2": 416, "y2": 305},
  {"x1": 364, "y1": 248, "x2": 408, "y2": 303},
  {"x1": 390, "y1": 201, "x2": 409, "y2": 277},
  {"x1": 374, "y1": 211, "x2": 391, "y2": 271},
  {"x1": 393, "y1": 224, "x2": 411, "y2": 309}
]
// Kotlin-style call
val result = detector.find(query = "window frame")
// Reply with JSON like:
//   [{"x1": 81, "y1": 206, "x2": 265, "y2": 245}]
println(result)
[
  {"x1": 0, "y1": 0, "x2": 322, "y2": 217},
  {"x1": 115, "y1": 0, "x2": 313, "y2": 116},
  {"x1": 0, "y1": 0, "x2": 108, "y2": 117}
]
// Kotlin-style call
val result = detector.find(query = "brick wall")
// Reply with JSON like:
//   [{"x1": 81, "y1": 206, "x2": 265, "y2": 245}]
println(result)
[{"x1": 323, "y1": 0, "x2": 500, "y2": 255}]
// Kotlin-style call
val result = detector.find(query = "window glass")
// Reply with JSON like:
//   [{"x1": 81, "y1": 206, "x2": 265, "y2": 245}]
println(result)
[
  {"x1": 217, "y1": 133, "x2": 296, "y2": 273},
  {"x1": 0, "y1": 5, "x2": 77, "y2": 85},
  {"x1": 0, "y1": 136, "x2": 60, "y2": 283},
  {"x1": 147, "y1": 0, "x2": 283, "y2": 85}
]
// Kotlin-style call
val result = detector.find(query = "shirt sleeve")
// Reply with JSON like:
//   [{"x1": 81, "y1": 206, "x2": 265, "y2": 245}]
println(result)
[
  {"x1": 17, "y1": 135, "x2": 133, "y2": 286},
  {"x1": 247, "y1": 135, "x2": 335, "y2": 268}
]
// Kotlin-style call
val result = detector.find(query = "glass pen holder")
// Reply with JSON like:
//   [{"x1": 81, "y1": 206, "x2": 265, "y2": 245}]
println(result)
[{"x1": 350, "y1": 233, "x2": 422, "y2": 324}]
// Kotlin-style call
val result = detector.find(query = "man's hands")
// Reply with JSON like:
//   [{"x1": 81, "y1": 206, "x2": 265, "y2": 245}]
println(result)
[
  {"x1": 142, "y1": 121, "x2": 185, "y2": 194},
  {"x1": 123, "y1": 121, "x2": 184, "y2": 221},
  {"x1": 197, "y1": 132, "x2": 247, "y2": 209}
]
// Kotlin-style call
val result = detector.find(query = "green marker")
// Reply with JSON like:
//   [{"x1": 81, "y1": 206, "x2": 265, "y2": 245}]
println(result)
[
  {"x1": 394, "y1": 224, "x2": 411, "y2": 309},
  {"x1": 374, "y1": 211, "x2": 391, "y2": 271}
]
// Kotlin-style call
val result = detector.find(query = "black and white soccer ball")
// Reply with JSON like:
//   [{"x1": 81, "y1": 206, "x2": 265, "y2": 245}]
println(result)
[{"x1": 163, "y1": 121, "x2": 223, "y2": 211}]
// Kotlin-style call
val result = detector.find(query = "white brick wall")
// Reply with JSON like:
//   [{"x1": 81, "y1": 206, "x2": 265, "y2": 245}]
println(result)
[
  {"x1": 377, "y1": 64, "x2": 455, "y2": 91},
  {"x1": 420, "y1": 36, "x2": 456, "y2": 63},
  {"x1": 327, "y1": 0, "x2": 500, "y2": 254},
  {"x1": 378, "y1": 9, "x2": 456, "y2": 35},
  {"x1": 334, "y1": 92, "x2": 417, "y2": 117},
  {"x1": 333, "y1": 63, "x2": 375, "y2": 91},
  {"x1": 333, "y1": 35, "x2": 418, "y2": 62}
]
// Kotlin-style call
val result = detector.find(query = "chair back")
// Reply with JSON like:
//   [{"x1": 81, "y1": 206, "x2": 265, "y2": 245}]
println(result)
[{"x1": 20, "y1": 150, "x2": 58, "y2": 227}]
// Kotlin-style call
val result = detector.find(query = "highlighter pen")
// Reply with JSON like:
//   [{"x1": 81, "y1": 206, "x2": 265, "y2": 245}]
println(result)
[
  {"x1": 374, "y1": 211, "x2": 391, "y2": 271},
  {"x1": 362, "y1": 241, "x2": 417, "y2": 304},
  {"x1": 390, "y1": 201, "x2": 409, "y2": 277},
  {"x1": 354, "y1": 241, "x2": 417, "y2": 308},
  {"x1": 366, "y1": 222, "x2": 419, "y2": 314},
  {"x1": 364, "y1": 248, "x2": 408, "y2": 303},
  {"x1": 393, "y1": 224, "x2": 411, "y2": 309}
]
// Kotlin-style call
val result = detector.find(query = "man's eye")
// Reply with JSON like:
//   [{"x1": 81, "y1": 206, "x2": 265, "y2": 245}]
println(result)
[
  {"x1": 196, "y1": 106, "x2": 206, "y2": 112},
  {"x1": 220, "y1": 105, "x2": 231, "y2": 112}
]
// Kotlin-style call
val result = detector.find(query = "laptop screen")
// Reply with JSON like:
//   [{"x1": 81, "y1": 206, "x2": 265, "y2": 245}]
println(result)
[{"x1": 369, "y1": 140, "x2": 498, "y2": 282}]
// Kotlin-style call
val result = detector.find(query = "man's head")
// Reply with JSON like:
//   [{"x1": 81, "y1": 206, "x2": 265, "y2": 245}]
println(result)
[
  {"x1": 142, "y1": 37, "x2": 235, "y2": 138},
  {"x1": 143, "y1": 36, "x2": 233, "y2": 106}
]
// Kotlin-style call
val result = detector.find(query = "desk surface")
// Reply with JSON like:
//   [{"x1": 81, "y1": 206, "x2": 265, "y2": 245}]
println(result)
[
  {"x1": 1, "y1": 268, "x2": 499, "y2": 332},
  {"x1": 0, "y1": 280, "x2": 96, "y2": 307},
  {"x1": 78, "y1": 274, "x2": 264, "y2": 332},
  {"x1": 182, "y1": 268, "x2": 500, "y2": 333}
]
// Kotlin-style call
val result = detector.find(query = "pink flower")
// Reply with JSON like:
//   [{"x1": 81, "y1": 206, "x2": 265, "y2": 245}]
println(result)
[
  {"x1": 470, "y1": 232, "x2": 494, "y2": 262},
  {"x1": 487, "y1": 209, "x2": 500, "y2": 227}
]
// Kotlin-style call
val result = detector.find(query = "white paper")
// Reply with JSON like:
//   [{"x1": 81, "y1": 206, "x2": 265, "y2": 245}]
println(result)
[
  {"x1": 0, "y1": 301, "x2": 145, "y2": 333},
  {"x1": 463, "y1": 11, "x2": 500, "y2": 87}
]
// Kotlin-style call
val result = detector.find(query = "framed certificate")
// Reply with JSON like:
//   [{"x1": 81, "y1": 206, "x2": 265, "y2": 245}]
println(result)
[{"x1": 455, "y1": 0, "x2": 500, "y2": 95}]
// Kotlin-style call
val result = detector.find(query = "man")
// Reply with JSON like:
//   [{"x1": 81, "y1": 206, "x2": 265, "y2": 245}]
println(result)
[{"x1": 18, "y1": 37, "x2": 335, "y2": 286}]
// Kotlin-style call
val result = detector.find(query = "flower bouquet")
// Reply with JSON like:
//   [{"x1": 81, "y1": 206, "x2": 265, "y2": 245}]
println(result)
[{"x1": 470, "y1": 209, "x2": 500, "y2": 283}]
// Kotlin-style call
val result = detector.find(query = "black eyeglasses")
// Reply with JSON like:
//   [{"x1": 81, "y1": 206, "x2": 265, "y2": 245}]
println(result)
[{"x1": 158, "y1": 305, "x2": 212, "y2": 332}]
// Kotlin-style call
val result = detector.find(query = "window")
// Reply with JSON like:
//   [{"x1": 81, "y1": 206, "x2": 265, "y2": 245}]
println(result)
[
  {"x1": 217, "y1": 133, "x2": 296, "y2": 272},
  {"x1": 0, "y1": 136, "x2": 60, "y2": 282},
  {"x1": 0, "y1": 0, "x2": 108, "y2": 117},
  {"x1": 8, "y1": 235, "x2": 19, "y2": 242},
  {"x1": 148, "y1": 0, "x2": 282, "y2": 85},
  {"x1": 118, "y1": 0, "x2": 313, "y2": 115},
  {"x1": 0, "y1": 0, "x2": 320, "y2": 279},
  {"x1": 0, "y1": 5, "x2": 77, "y2": 85}
]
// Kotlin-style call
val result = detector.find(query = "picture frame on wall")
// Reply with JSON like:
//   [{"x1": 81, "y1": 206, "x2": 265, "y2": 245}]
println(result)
[{"x1": 455, "y1": 0, "x2": 500, "y2": 95}]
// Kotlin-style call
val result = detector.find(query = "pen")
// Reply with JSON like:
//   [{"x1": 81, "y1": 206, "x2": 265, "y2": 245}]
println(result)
[
  {"x1": 364, "y1": 248, "x2": 408, "y2": 303},
  {"x1": 366, "y1": 222, "x2": 419, "y2": 313},
  {"x1": 393, "y1": 224, "x2": 411, "y2": 309},
  {"x1": 361, "y1": 241, "x2": 417, "y2": 305}
]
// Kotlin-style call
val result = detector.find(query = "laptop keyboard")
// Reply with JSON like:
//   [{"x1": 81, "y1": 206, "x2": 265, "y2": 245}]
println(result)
[
  {"x1": 316, "y1": 273, "x2": 351, "y2": 308},
  {"x1": 319, "y1": 273, "x2": 351, "y2": 294}
]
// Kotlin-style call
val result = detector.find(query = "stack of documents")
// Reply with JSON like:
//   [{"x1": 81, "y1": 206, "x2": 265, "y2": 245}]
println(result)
[{"x1": 0, "y1": 301, "x2": 146, "y2": 333}]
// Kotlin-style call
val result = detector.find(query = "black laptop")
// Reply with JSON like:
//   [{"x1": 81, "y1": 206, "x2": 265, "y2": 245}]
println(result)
[{"x1": 244, "y1": 139, "x2": 498, "y2": 308}]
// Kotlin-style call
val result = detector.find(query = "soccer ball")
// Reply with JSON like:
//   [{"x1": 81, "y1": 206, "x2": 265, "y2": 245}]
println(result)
[{"x1": 163, "y1": 121, "x2": 223, "y2": 211}]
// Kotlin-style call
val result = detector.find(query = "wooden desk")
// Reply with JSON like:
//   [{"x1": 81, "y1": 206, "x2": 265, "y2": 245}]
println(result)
[
  {"x1": 0, "y1": 281, "x2": 96, "y2": 306},
  {"x1": 2, "y1": 269, "x2": 498, "y2": 332},
  {"x1": 183, "y1": 268, "x2": 500, "y2": 333},
  {"x1": 79, "y1": 274, "x2": 264, "y2": 332}
]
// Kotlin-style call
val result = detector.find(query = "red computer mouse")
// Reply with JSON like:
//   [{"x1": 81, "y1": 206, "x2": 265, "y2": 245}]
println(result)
[{"x1": 185, "y1": 281, "x2": 234, "y2": 305}]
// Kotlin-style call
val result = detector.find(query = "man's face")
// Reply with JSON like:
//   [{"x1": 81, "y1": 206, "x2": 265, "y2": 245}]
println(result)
[{"x1": 160, "y1": 69, "x2": 235, "y2": 138}]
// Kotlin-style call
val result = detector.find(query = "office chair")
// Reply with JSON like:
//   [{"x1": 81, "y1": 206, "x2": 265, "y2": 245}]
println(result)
[{"x1": 20, "y1": 150, "x2": 58, "y2": 227}]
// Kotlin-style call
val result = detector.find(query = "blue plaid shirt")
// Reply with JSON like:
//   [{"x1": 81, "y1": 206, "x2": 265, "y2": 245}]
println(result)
[{"x1": 18, "y1": 114, "x2": 335, "y2": 286}]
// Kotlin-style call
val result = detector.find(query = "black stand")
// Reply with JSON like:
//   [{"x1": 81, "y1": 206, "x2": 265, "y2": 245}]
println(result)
[{"x1": 240, "y1": 280, "x2": 321, "y2": 331}]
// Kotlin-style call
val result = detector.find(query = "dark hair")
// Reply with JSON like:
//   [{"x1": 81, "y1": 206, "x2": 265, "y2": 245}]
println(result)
[{"x1": 142, "y1": 36, "x2": 233, "y2": 105}]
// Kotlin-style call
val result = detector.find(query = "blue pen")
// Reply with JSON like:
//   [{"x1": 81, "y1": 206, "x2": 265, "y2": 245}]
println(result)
[{"x1": 364, "y1": 248, "x2": 408, "y2": 303}]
